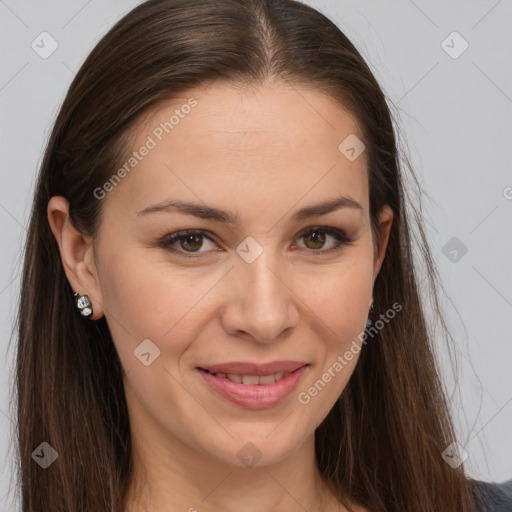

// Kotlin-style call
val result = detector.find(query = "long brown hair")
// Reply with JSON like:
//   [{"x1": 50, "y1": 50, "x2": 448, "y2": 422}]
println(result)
[{"x1": 12, "y1": 0, "x2": 475, "y2": 510}]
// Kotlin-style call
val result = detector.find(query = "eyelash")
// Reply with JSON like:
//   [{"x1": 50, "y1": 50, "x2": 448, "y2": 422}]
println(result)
[{"x1": 157, "y1": 226, "x2": 354, "y2": 258}]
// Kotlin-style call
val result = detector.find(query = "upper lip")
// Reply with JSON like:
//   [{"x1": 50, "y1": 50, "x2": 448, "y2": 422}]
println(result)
[{"x1": 198, "y1": 361, "x2": 308, "y2": 376}]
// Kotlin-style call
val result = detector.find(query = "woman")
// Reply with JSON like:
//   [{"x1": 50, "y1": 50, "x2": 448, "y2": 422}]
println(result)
[{"x1": 13, "y1": 0, "x2": 512, "y2": 511}]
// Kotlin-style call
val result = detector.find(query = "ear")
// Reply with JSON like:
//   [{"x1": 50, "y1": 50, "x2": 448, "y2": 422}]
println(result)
[
  {"x1": 372, "y1": 204, "x2": 393, "y2": 285},
  {"x1": 47, "y1": 196, "x2": 105, "y2": 319}
]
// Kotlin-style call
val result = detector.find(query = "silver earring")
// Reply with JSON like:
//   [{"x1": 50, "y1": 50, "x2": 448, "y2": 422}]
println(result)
[{"x1": 74, "y1": 292, "x2": 93, "y2": 319}]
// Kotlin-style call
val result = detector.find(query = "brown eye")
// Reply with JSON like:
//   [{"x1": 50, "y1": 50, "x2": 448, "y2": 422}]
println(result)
[
  {"x1": 159, "y1": 230, "x2": 219, "y2": 257},
  {"x1": 180, "y1": 234, "x2": 204, "y2": 252},
  {"x1": 302, "y1": 230, "x2": 326, "y2": 250},
  {"x1": 158, "y1": 226, "x2": 352, "y2": 259},
  {"x1": 296, "y1": 226, "x2": 353, "y2": 254}
]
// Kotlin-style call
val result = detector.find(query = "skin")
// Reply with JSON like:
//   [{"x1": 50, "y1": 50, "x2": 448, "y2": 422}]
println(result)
[{"x1": 48, "y1": 80, "x2": 393, "y2": 512}]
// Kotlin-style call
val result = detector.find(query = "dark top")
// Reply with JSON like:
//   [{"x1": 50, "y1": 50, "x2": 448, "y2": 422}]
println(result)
[{"x1": 471, "y1": 478, "x2": 512, "y2": 511}]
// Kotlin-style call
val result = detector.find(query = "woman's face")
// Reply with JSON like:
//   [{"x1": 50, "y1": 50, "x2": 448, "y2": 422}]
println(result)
[{"x1": 87, "y1": 81, "x2": 392, "y2": 467}]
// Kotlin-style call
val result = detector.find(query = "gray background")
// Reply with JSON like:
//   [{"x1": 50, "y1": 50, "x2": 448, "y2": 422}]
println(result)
[{"x1": 1, "y1": 0, "x2": 511, "y2": 508}]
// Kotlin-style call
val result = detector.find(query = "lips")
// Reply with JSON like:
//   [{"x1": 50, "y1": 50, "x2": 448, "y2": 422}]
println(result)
[{"x1": 196, "y1": 361, "x2": 309, "y2": 409}]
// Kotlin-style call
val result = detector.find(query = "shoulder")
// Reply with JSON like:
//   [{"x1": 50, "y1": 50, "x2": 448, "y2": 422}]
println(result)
[{"x1": 469, "y1": 478, "x2": 512, "y2": 512}]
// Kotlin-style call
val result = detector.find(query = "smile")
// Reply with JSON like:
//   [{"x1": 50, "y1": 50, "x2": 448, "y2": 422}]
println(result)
[{"x1": 196, "y1": 361, "x2": 309, "y2": 409}]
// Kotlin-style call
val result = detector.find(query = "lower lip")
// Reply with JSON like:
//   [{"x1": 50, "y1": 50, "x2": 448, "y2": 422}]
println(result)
[{"x1": 197, "y1": 366, "x2": 308, "y2": 409}]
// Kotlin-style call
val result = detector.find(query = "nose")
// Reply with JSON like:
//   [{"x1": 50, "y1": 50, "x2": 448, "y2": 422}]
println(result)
[{"x1": 219, "y1": 251, "x2": 299, "y2": 344}]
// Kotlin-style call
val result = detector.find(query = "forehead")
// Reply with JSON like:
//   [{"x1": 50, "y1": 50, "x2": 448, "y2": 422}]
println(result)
[{"x1": 108, "y1": 81, "x2": 368, "y2": 220}]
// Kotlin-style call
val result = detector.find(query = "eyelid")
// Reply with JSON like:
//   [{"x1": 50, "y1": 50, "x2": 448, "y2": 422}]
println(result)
[
  {"x1": 158, "y1": 226, "x2": 354, "y2": 258},
  {"x1": 294, "y1": 226, "x2": 354, "y2": 253},
  {"x1": 157, "y1": 229, "x2": 220, "y2": 257}
]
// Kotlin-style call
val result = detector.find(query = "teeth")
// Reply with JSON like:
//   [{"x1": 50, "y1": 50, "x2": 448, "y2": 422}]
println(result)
[
  {"x1": 242, "y1": 375, "x2": 259, "y2": 385},
  {"x1": 213, "y1": 371, "x2": 289, "y2": 385},
  {"x1": 258, "y1": 374, "x2": 276, "y2": 385}
]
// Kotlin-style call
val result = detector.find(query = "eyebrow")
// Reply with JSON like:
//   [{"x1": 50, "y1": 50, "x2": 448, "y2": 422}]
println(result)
[{"x1": 136, "y1": 195, "x2": 363, "y2": 224}]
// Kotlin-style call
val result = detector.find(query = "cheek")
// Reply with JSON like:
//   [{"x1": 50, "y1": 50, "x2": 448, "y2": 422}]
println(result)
[
  {"x1": 296, "y1": 262, "x2": 371, "y2": 420},
  {"x1": 295, "y1": 249, "x2": 373, "y2": 405},
  {"x1": 302, "y1": 253, "x2": 374, "y2": 341},
  {"x1": 97, "y1": 248, "x2": 227, "y2": 364}
]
